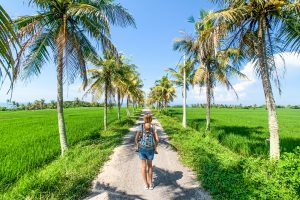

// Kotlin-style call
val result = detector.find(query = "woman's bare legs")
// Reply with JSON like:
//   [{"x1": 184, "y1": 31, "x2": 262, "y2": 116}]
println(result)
[
  {"x1": 147, "y1": 160, "x2": 153, "y2": 186},
  {"x1": 141, "y1": 160, "x2": 148, "y2": 187}
]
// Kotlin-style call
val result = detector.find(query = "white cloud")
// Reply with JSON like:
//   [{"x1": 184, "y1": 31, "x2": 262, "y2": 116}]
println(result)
[
  {"x1": 190, "y1": 52, "x2": 300, "y2": 104},
  {"x1": 192, "y1": 61, "x2": 256, "y2": 103}
]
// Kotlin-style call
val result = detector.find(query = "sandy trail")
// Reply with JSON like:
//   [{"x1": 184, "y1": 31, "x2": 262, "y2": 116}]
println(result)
[{"x1": 84, "y1": 109, "x2": 212, "y2": 200}]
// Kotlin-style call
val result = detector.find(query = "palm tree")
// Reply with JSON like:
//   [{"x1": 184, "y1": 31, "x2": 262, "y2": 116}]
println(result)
[
  {"x1": 85, "y1": 52, "x2": 143, "y2": 126},
  {"x1": 206, "y1": 0, "x2": 300, "y2": 159},
  {"x1": 166, "y1": 57, "x2": 195, "y2": 128},
  {"x1": 85, "y1": 52, "x2": 123, "y2": 130},
  {"x1": 14, "y1": 0, "x2": 135, "y2": 155},
  {"x1": 125, "y1": 74, "x2": 144, "y2": 116},
  {"x1": 193, "y1": 48, "x2": 244, "y2": 132},
  {"x1": 154, "y1": 76, "x2": 176, "y2": 108},
  {"x1": 0, "y1": 4, "x2": 18, "y2": 92},
  {"x1": 174, "y1": 10, "x2": 245, "y2": 132},
  {"x1": 111, "y1": 55, "x2": 125, "y2": 121},
  {"x1": 112, "y1": 56, "x2": 140, "y2": 120},
  {"x1": 147, "y1": 86, "x2": 163, "y2": 109}
]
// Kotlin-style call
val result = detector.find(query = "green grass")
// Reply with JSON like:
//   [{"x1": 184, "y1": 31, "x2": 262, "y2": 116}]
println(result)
[
  {"x1": 1, "y1": 115, "x2": 137, "y2": 199},
  {"x1": 0, "y1": 107, "x2": 131, "y2": 193},
  {"x1": 155, "y1": 111, "x2": 300, "y2": 199},
  {"x1": 164, "y1": 107, "x2": 300, "y2": 157}
]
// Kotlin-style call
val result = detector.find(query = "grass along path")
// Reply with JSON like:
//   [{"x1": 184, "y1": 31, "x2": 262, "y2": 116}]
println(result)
[
  {"x1": 0, "y1": 109, "x2": 140, "y2": 199},
  {"x1": 0, "y1": 107, "x2": 130, "y2": 194},
  {"x1": 1, "y1": 118, "x2": 136, "y2": 199},
  {"x1": 156, "y1": 111, "x2": 300, "y2": 199}
]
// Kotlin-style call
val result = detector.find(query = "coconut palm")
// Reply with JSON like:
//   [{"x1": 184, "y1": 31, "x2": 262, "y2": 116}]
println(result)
[
  {"x1": 134, "y1": 88, "x2": 145, "y2": 107},
  {"x1": 206, "y1": 0, "x2": 300, "y2": 159},
  {"x1": 147, "y1": 87, "x2": 160, "y2": 109},
  {"x1": 147, "y1": 86, "x2": 163, "y2": 109},
  {"x1": 193, "y1": 48, "x2": 244, "y2": 132},
  {"x1": 0, "y1": 4, "x2": 18, "y2": 92},
  {"x1": 113, "y1": 56, "x2": 140, "y2": 120},
  {"x1": 85, "y1": 52, "x2": 123, "y2": 130},
  {"x1": 166, "y1": 58, "x2": 195, "y2": 128},
  {"x1": 86, "y1": 52, "x2": 143, "y2": 125},
  {"x1": 154, "y1": 76, "x2": 176, "y2": 108},
  {"x1": 14, "y1": 0, "x2": 135, "y2": 155},
  {"x1": 174, "y1": 10, "x2": 245, "y2": 132},
  {"x1": 125, "y1": 74, "x2": 144, "y2": 116}
]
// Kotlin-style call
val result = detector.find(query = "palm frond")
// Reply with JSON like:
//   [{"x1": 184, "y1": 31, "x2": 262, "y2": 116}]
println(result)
[
  {"x1": 23, "y1": 30, "x2": 54, "y2": 79},
  {"x1": 0, "y1": 4, "x2": 18, "y2": 91},
  {"x1": 193, "y1": 64, "x2": 206, "y2": 86}
]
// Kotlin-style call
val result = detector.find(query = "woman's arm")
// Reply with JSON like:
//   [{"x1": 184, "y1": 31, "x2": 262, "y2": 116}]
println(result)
[
  {"x1": 135, "y1": 131, "x2": 141, "y2": 143},
  {"x1": 135, "y1": 124, "x2": 143, "y2": 143},
  {"x1": 154, "y1": 129, "x2": 159, "y2": 143}
]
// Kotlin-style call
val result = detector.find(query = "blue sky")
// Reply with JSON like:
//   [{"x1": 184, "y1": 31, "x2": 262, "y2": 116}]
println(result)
[{"x1": 0, "y1": 0, "x2": 299, "y2": 105}]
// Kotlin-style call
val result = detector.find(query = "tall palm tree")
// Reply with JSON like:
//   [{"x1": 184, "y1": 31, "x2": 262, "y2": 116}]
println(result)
[
  {"x1": 125, "y1": 73, "x2": 144, "y2": 116},
  {"x1": 147, "y1": 86, "x2": 163, "y2": 109},
  {"x1": 206, "y1": 0, "x2": 300, "y2": 159},
  {"x1": 154, "y1": 76, "x2": 176, "y2": 108},
  {"x1": 193, "y1": 48, "x2": 244, "y2": 132},
  {"x1": 0, "y1": 4, "x2": 18, "y2": 92},
  {"x1": 134, "y1": 88, "x2": 145, "y2": 107},
  {"x1": 112, "y1": 56, "x2": 139, "y2": 120},
  {"x1": 14, "y1": 0, "x2": 135, "y2": 155},
  {"x1": 85, "y1": 52, "x2": 123, "y2": 130},
  {"x1": 166, "y1": 57, "x2": 195, "y2": 128},
  {"x1": 85, "y1": 52, "x2": 143, "y2": 126},
  {"x1": 174, "y1": 10, "x2": 245, "y2": 132}
]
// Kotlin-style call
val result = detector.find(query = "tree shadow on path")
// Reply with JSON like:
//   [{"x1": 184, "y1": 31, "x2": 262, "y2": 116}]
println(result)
[
  {"x1": 153, "y1": 166, "x2": 211, "y2": 200},
  {"x1": 87, "y1": 182, "x2": 146, "y2": 200}
]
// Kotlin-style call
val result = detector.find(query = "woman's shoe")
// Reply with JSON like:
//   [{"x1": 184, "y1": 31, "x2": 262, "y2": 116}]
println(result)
[
  {"x1": 144, "y1": 185, "x2": 149, "y2": 190},
  {"x1": 149, "y1": 183, "x2": 154, "y2": 190}
]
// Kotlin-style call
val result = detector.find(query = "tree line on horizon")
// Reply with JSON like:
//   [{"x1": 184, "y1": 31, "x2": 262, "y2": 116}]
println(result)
[
  {"x1": 0, "y1": 98, "x2": 107, "y2": 111},
  {"x1": 148, "y1": 0, "x2": 300, "y2": 160},
  {"x1": 2, "y1": 99, "x2": 299, "y2": 112},
  {"x1": 173, "y1": 103, "x2": 300, "y2": 109},
  {"x1": 0, "y1": 0, "x2": 144, "y2": 156}
]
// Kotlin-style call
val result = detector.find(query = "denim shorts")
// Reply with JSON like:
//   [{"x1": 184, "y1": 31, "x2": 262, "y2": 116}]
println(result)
[{"x1": 139, "y1": 147, "x2": 154, "y2": 160}]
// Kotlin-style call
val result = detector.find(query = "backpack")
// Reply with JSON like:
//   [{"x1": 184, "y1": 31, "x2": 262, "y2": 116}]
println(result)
[{"x1": 139, "y1": 124, "x2": 155, "y2": 149}]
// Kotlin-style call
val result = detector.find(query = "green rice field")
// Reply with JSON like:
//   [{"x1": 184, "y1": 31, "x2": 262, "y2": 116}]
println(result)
[
  {"x1": 0, "y1": 107, "x2": 126, "y2": 192},
  {"x1": 165, "y1": 107, "x2": 300, "y2": 157}
]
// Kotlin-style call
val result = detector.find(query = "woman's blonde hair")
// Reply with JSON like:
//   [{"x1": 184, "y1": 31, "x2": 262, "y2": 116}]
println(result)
[
  {"x1": 144, "y1": 123, "x2": 151, "y2": 130},
  {"x1": 143, "y1": 113, "x2": 152, "y2": 123}
]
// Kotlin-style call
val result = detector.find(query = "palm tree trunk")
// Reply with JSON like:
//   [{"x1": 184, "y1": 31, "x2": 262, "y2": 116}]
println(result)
[
  {"x1": 132, "y1": 99, "x2": 135, "y2": 111},
  {"x1": 206, "y1": 73, "x2": 211, "y2": 132},
  {"x1": 57, "y1": 55, "x2": 68, "y2": 155},
  {"x1": 104, "y1": 83, "x2": 107, "y2": 130},
  {"x1": 56, "y1": 22, "x2": 68, "y2": 156},
  {"x1": 182, "y1": 60, "x2": 187, "y2": 128},
  {"x1": 262, "y1": 66, "x2": 279, "y2": 159},
  {"x1": 258, "y1": 17, "x2": 280, "y2": 159},
  {"x1": 126, "y1": 96, "x2": 130, "y2": 116},
  {"x1": 117, "y1": 89, "x2": 121, "y2": 121}
]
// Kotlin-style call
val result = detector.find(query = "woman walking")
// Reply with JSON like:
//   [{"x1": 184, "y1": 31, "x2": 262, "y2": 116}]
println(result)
[{"x1": 135, "y1": 113, "x2": 159, "y2": 190}]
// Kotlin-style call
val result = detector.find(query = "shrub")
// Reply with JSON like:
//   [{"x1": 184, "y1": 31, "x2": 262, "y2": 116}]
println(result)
[{"x1": 0, "y1": 107, "x2": 7, "y2": 111}]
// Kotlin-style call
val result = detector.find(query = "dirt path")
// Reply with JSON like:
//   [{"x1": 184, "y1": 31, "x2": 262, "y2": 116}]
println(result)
[{"x1": 84, "y1": 109, "x2": 212, "y2": 200}]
